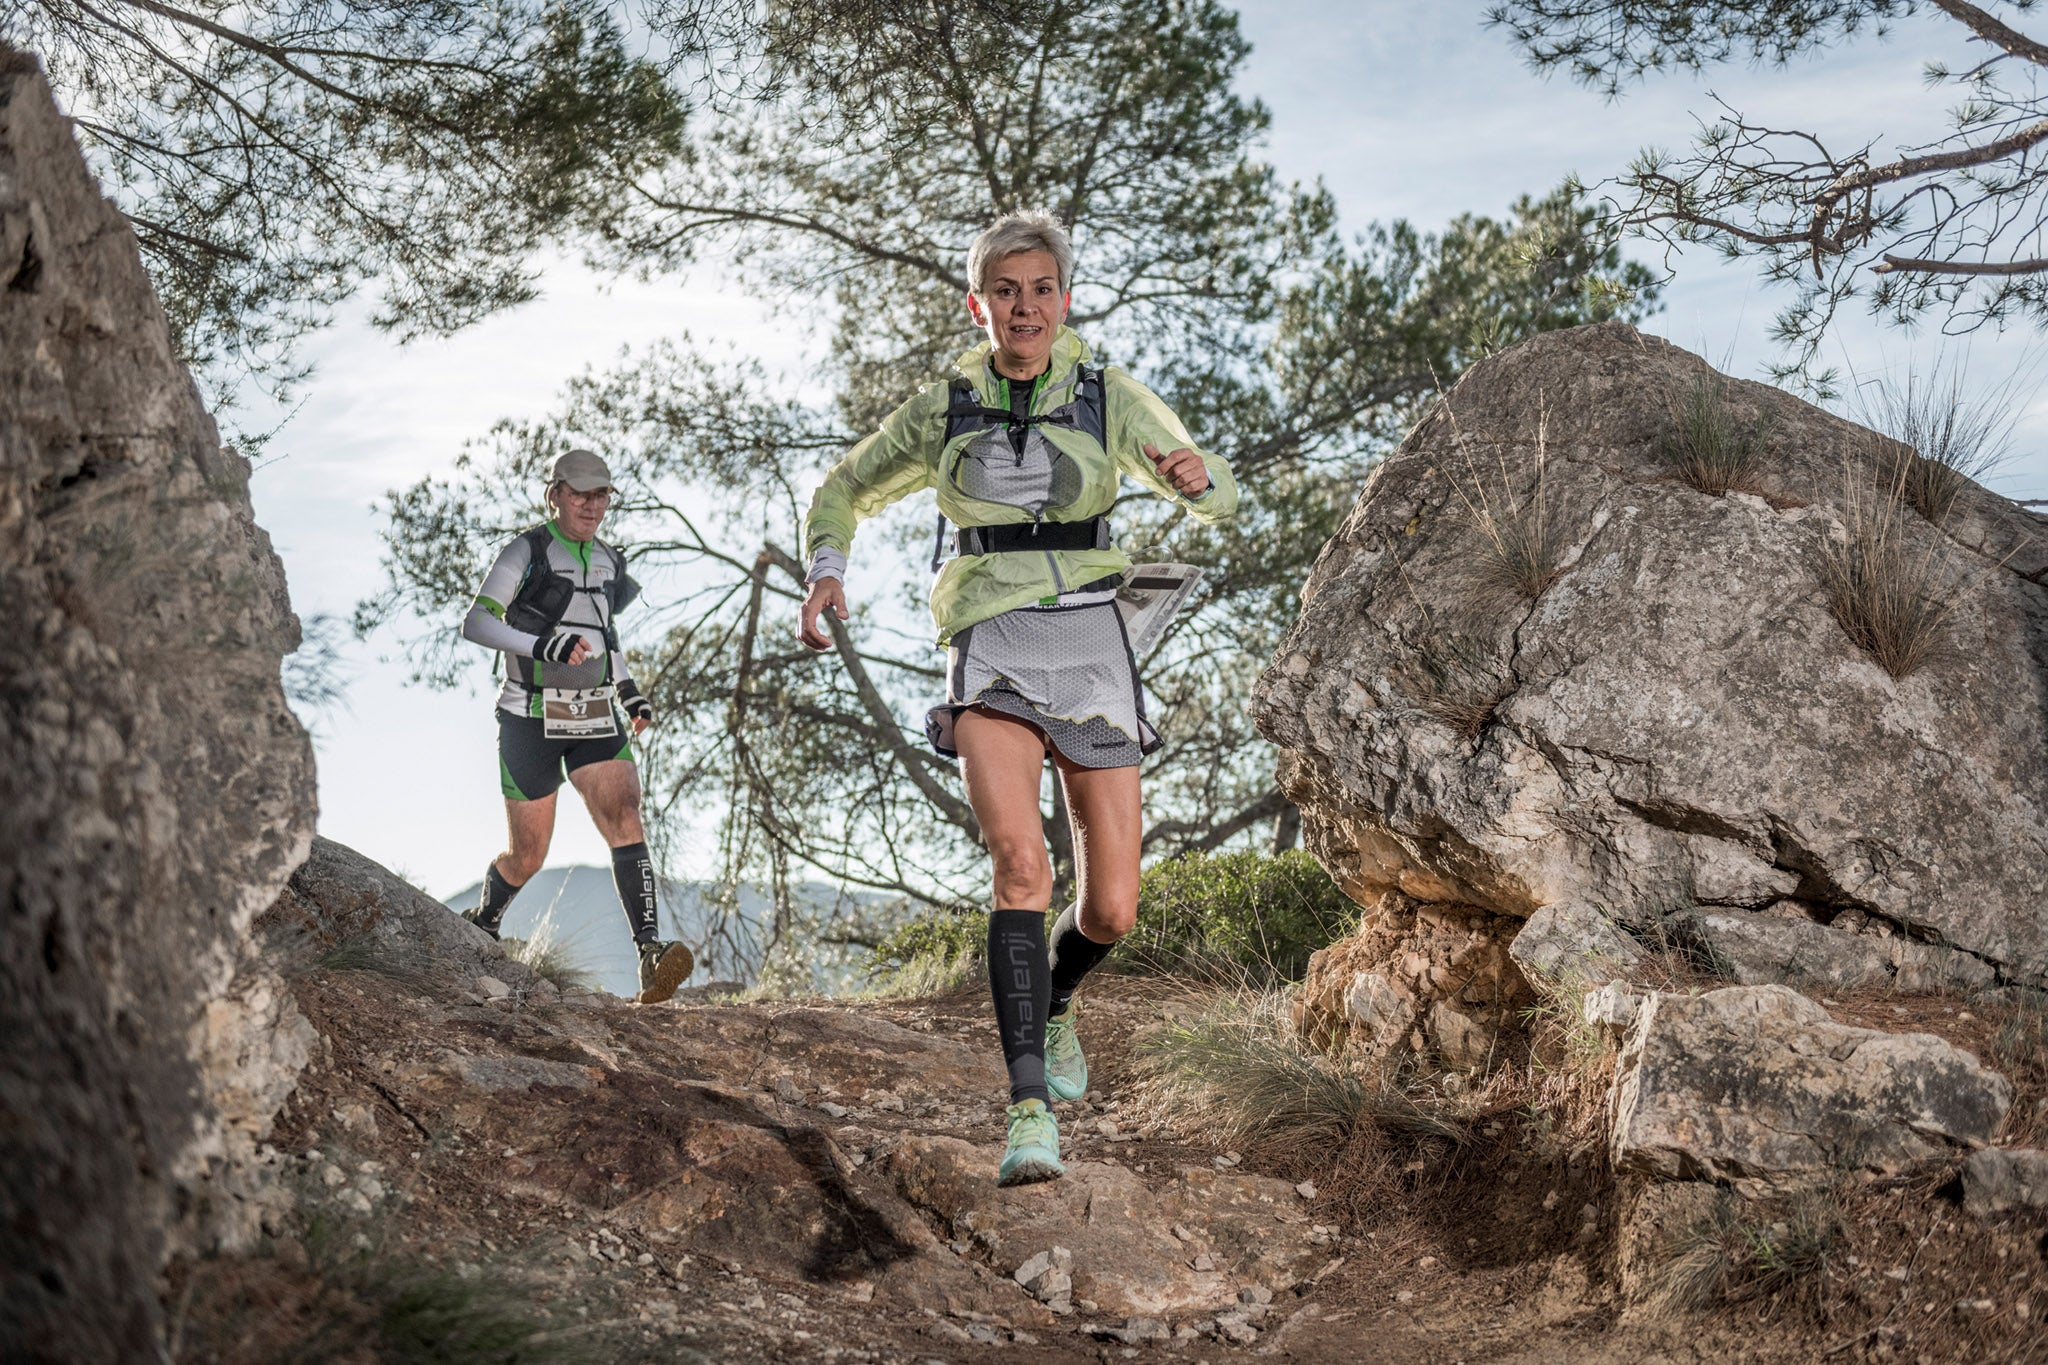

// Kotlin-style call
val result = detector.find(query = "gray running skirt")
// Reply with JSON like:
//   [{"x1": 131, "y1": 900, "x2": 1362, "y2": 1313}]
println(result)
[{"x1": 926, "y1": 591, "x2": 1160, "y2": 769}]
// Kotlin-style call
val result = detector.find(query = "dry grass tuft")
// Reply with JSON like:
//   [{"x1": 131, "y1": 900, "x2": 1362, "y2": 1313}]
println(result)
[
  {"x1": 1439, "y1": 392, "x2": 1565, "y2": 604},
  {"x1": 1857, "y1": 362, "x2": 2013, "y2": 526},
  {"x1": 1649, "y1": 1186, "x2": 1849, "y2": 1319},
  {"x1": 1397, "y1": 633, "x2": 1516, "y2": 741},
  {"x1": 1817, "y1": 455, "x2": 1961, "y2": 680},
  {"x1": 1134, "y1": 992, "x2": 1464, "y2": 1171},
  {"x1": 1663, "y1": 375, "x2": 1769, "y2": 496},
  {"x1": 500, "y1": 901, "x2": 597, "y2": 994}
]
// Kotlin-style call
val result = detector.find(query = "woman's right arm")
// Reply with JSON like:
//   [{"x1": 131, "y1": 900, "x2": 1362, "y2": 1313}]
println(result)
[{"x1": 798, "y1": 386, "x2": 941, "y2": 650}]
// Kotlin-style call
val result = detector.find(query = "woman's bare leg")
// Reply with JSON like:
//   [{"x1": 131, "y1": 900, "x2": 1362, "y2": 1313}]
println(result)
[{"x1": 956, "y1": 707, "x2": 1059, "y2": 1143}]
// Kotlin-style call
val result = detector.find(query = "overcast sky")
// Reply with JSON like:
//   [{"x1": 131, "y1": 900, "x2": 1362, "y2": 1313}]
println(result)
[{"x1": 233, "y1": 2, "x2": 2048, "y2": 899}]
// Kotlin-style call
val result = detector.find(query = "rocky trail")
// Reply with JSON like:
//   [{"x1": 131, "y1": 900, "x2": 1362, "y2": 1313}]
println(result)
[{"x1": 164, "y1": 842, "x2": 2047, "y2": 1364}]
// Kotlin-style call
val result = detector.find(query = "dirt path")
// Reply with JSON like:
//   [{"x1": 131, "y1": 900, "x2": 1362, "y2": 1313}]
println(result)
[{"x1": 174, "y1": 945, "x2": 1801, "y2": 1364}]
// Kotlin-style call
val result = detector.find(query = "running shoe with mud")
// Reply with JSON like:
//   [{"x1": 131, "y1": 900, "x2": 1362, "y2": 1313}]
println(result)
[
  {"x1": 997, "y1": 1098, "x2": 1064, "y2": 1186},
  {"x1": 1044, "y1": 1002, "x2": 1087, "y2": 1101},
  {"x1": 635, "y1": 940, "x2": 693, "y2": 1004}
]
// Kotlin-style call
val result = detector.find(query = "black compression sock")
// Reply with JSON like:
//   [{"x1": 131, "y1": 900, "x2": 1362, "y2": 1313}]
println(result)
[
  {"x1": 986, "y1": 909, "x2": 1052, "y2": 1107},
  {"x1": 611, "y1": 842, "x2": 658, "y2": 944},
  {"x1": 474, "y1": 861, "x2": 520, "y2": 934},
  {"x1": 1047, "y1": 902, "x2": 1116, "y2": 1016}
]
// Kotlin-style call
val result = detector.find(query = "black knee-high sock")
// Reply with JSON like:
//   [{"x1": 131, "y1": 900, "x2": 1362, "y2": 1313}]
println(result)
[
  {"x1": 611, "y1": 842, "x2": 658, "y2": 944},
  {"x1": 1048, "y1": 903, "x2": 1116, "y2": 1016},
  {"x1": 987, "y1": 909, "x2": 1051, "y2": 1107},
  {"x1": 474, "y1": 861, "x2": 520, "y2": 934}
]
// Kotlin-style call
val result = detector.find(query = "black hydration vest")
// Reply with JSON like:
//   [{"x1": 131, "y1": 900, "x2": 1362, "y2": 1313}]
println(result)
[
  {"x1": 932, "y1": 365, "x2": 1108, "y2": 569},
  {"x1": 502, "y1": 525, "x2": 641, "y2": 686}
]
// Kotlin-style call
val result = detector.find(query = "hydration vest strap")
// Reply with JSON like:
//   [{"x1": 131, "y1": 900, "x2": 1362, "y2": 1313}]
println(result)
[{"x1": 954, "y1": 517, "x2": 1112, "y2": 556}]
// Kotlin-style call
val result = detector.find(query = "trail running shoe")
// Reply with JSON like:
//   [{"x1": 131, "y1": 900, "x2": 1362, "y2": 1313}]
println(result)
[
  {"x1": 635, "y1": 940, "x2": 694, "y2": 1004},
  {"x1": 1045, "y1": 1003, "x2": 1088, "y2": 1101},
  {"x1": 998, "y1": 1098, "x2": 1064, "y2": 1187},
  {"x1": 460, "y1": 907, "x2": 500, "y2": 940}
]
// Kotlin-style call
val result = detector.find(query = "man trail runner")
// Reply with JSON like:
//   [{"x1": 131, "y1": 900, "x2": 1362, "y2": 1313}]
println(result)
[{"x1": 457, "y1": 448, "x2": 693, "y2": 1004}]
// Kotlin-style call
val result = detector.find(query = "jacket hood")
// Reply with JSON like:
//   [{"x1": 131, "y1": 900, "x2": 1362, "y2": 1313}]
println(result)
[{"x1": 952, "y1": 325, "x2": 1093, "y2": 395}]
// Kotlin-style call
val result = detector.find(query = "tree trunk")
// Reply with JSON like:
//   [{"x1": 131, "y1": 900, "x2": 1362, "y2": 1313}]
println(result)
[{"x1": 1270, "y1": 800, "x2": 1301, "y2": 854}]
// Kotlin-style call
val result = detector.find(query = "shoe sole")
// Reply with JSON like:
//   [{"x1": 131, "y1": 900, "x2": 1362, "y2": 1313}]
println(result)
[
  {"x1": 634, "y1": 943, "x2": 695, "y2": 1004},
  {"x1": 997, "y1": 1152, "x2": 1065, "y2": 1187}
]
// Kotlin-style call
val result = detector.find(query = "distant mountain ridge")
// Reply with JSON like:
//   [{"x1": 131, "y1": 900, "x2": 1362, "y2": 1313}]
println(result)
[{"x1": 444, "y1": 868, "x2": 886, "y2": 996}]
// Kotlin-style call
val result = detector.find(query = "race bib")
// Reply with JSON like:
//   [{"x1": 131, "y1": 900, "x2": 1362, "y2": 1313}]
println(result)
[{"x1": 542, "y1": 686, "x2": 619, "y2": 741}]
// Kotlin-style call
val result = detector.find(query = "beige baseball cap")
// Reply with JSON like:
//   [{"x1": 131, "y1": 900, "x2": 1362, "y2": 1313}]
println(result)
[{"x1": 547, "y1": 448, "x2": 612, "y2": 492}]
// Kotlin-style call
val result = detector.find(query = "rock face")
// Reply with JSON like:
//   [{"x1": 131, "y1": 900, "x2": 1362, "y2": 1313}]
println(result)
[
  {"x1": 1609, "y1": 986, "x2": 2010, "y2": 1193},
  {"x1": 1253, "y1": 321, "x2": 2048, "y2": 987},
  {"x1": 0, "y1": 49, "x2": 315, "y2": 1361},
  {"x1": 1291, "y1": 892, "x2": 1532, "y2": 1067}
]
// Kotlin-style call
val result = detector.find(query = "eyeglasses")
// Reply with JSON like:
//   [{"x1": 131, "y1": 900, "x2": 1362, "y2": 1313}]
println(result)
[{"x1": 562, "y1": 487, "x2": 614, "y2": 504}]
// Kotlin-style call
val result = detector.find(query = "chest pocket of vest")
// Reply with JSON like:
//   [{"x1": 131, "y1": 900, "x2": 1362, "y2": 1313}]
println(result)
[{"x1": 952, "y1": 426, "x2": 1084, "y2": 516}]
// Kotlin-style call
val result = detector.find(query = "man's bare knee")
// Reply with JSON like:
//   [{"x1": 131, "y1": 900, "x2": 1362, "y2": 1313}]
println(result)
[{"x1": 499, "y1": 848, "x2": 546, "y2": 885}]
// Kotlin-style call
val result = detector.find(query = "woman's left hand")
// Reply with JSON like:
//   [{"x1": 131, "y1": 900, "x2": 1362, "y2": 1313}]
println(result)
[{"x1": 1144, "y1": 442, "x2": 1210, "y2": 498}]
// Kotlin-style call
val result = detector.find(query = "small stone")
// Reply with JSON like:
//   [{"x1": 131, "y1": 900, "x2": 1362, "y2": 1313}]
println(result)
[
  {"x1": 818, "y1": 1101, "x2": 849, "y2": 1119},
  {"x1": 1395, "y1": 1290, "x2": 1414, "y2": 1305},
  {"x1": 475, "y1": 975, "x2": 512, "y2": 999},
  {"x1": 1296, "y1": 1180, "x2": 1317, "y2": 1199},
  {"x1": 1013, "y1": 1251, "x2": 1052, "y2": 1286},
  {"x1": 356, "y1": 1177, "x2": 385, "y2": 1202},
  {"x1": 1191, "y1": 1253, "x2": 1217, "y2": 1272},
  {"x1": 1239, "y1": 1284, "x2": 1274, "y2": 1305},
  {"x1": 1418, "y1": 1256, "x2": 1439, "y2": 1271},
  {"x1": 1215, "y1": 1312, "x2": 1258, "y2": 1344},
  {"x1": 636, "y1": 1252, "x2": 654, "y2": 1266},
  {"x1": 1171, "y1": 1224, "x2": 1194, "y2": 1242}
]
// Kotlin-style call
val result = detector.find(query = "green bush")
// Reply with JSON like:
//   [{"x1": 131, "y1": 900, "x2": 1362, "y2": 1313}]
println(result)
[
  {"x1": 860, "y1": 851, "x2": 1358, "y2": 994},
  {"x1": 862, "y1": 906, "x2": 984, "y2": 994},
  {"x1": 1126, "y1": 850, "x2": 1360, "y2": 983}
]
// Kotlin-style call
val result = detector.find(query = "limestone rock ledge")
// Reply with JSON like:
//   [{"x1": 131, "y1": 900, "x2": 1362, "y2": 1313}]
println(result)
[
  {"x1": 0, "y1": 47, "x2": 316, "y2": 1361},
  {"x1": 1253, "y1": 321, "x2": 2048, "y2": 989}
]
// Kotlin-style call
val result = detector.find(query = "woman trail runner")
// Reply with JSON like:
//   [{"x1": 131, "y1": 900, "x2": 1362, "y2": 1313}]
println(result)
[
  {"x1": 798, "y1": 211, "x2": 1238, "y2": 1184},
  {"x1": 457, "y1": 449, "x2": 694, "y2": 1004}
]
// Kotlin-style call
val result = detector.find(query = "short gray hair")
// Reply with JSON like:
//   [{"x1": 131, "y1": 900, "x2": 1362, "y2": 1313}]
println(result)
[{"x1": 966, "y1": 210, "x2": 1073, "y2": 295}]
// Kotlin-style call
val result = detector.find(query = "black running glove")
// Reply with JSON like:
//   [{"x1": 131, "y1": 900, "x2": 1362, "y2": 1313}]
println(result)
[
  {"x1": 536, "y1": 631, "x2": 583, "y2": 664},
  {"x1": 618, "y1": 679, "x2": 654, "y2": 725}
]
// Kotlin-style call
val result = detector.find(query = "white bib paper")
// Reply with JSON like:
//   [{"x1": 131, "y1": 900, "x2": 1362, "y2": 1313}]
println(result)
[{"x1": 542, "y1": 685, "x2": 619, "y2": 741}]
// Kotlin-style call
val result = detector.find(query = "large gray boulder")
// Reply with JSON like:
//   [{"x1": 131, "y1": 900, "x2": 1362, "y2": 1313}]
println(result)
[
  {"x1": 0, "y1": 49, "x2": 316, "y2": 1361},
  {"x1": 1609, "y1": 986, "x2": 2010, "y2": 1192},
  {"x1": 1253, "y1": 321, "x2": 2048, "y2": 987}
]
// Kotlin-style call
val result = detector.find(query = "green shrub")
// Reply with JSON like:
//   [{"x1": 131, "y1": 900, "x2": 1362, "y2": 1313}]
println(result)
[
  {"x1": 862, "y1": 906, "x2": 983, "y2": 995},
  {"x1": 1125, "y1": 850, "x2": 1361, "y2": 983},
  {"x1": 861, "y1": 852, "x2": 1357, "y2": 994}
]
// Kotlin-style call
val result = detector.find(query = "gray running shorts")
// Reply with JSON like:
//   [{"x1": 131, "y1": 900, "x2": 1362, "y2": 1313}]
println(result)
[{"x1": 925, "y1": 595, "x2": 1159, "y2": 769}]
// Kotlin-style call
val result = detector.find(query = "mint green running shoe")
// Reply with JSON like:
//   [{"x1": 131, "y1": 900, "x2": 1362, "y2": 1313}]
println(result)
[
  {"x1": 1044, "y1": 1003, "x2": 1088, "y2": 1101},
  {"x1": 997, "y1": 1099, "x2": 1064, "y2": 1186}
]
